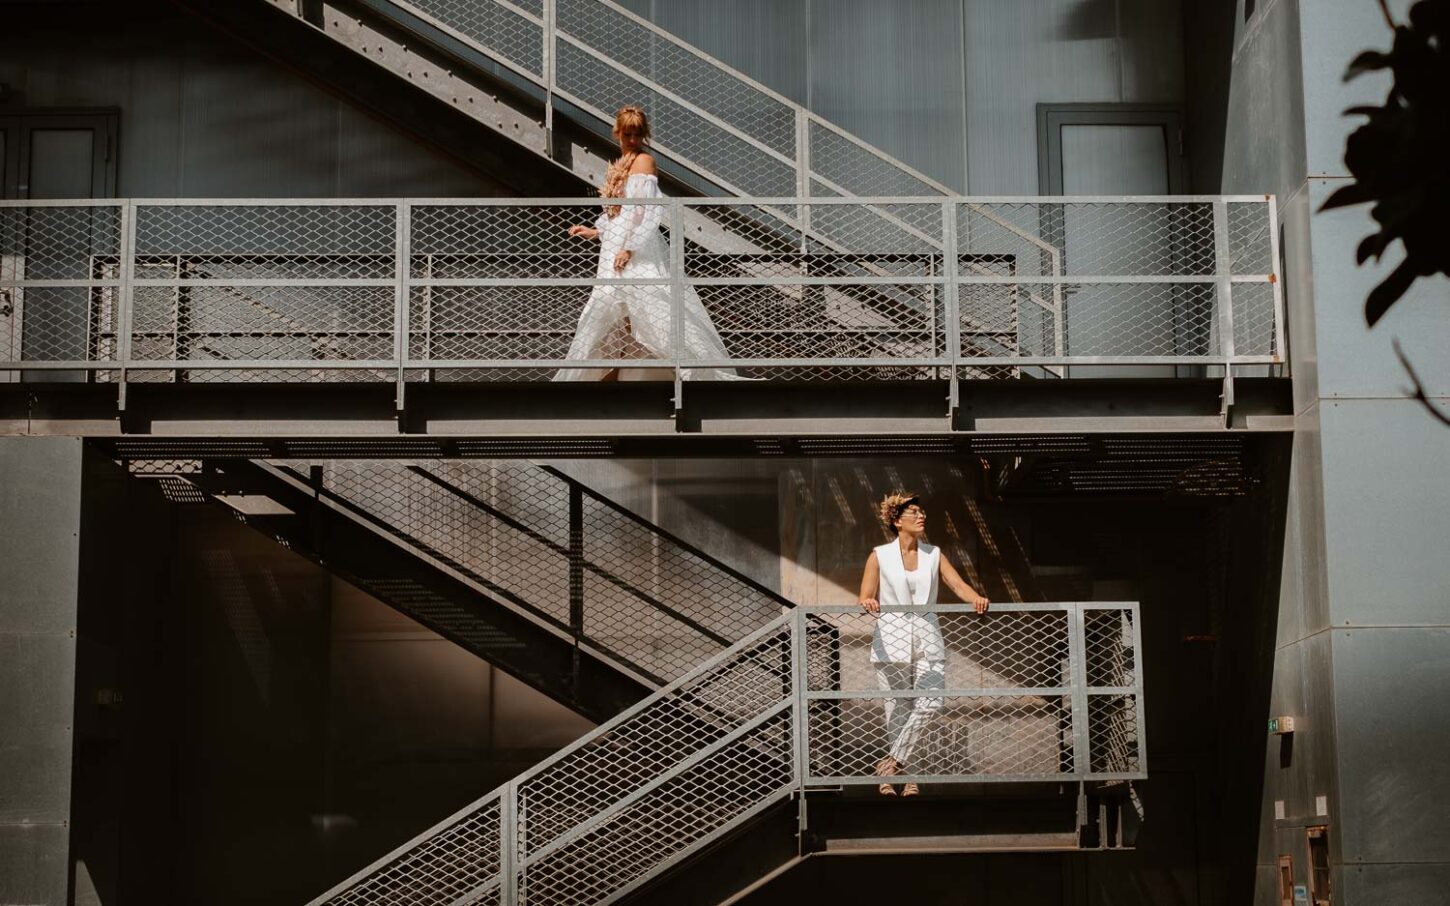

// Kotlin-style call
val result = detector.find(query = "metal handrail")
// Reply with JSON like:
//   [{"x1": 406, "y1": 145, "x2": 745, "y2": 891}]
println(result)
[
  {"x1": 267, "y1": 457, "x2": 791, "y2": 687},
  {"x1": 0, "y1": 196, "x2": 1285, "y2": 406},
  {"x1": 306, "y1": 601, "x2": 1145, "y2": 905}
]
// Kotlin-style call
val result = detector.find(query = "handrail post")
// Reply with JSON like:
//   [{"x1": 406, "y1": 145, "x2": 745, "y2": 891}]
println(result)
[
  {"x1": 1130, "y1": 603, "x2": 1149, "y2": 775},
  {"x1": 543, "y1": 0, "x2": 557, "y2": 159},
  {"x1": 115, "y1": 200, "x2": 136, "y2": 411},
  {"x1": 790, "y1": 607, "x2": 810, "y2": 792},
  {"x1": 1212, "y1": 199, "x2": 1237, "y2": 421},
  {"x1": 941, "y1": 201, "x2": 962, "y2": 421},
  {"x1": 795, "y1": 109, "x2": 811, "y2": 253},
  {"x1": 1266, "y1": 194, "x2": 1287, "y2": 370},
  {"x1": 669, "y1": 198, "x2": 685, "y2": 411},
  {"x1": 1067, "y1": 603, "x2": 1090, "y2": 781},
  {"x1": 394, "y1": 200, "x2": 410, "y2": 419},
  {"x1": 500, "y1": 781, "x2": 519, "y2": 906}
]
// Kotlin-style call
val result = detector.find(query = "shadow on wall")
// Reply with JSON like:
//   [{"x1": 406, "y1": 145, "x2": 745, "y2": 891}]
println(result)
[{"x1": 780, "y1": 457, "x2": 1042, "y2": 606}]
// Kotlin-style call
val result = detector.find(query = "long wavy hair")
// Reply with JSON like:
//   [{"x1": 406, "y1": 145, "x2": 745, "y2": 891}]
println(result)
[{"x1": 600, "y1": 105, "x2": 651, "y2": 218}]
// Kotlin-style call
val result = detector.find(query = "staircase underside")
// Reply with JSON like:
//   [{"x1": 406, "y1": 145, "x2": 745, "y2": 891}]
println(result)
[{"x1": 188, "y1": 457, "x2": 651, "y2": 722}]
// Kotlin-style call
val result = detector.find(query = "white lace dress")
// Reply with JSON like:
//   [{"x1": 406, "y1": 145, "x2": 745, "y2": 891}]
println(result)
[{"x1": 553, "y1": 173, "x2": 743, "y2": 381}]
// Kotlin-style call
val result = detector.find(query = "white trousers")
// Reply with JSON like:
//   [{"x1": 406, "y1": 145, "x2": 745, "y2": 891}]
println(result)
[{"x1": 874, "y1": 658, "x2": 945, "y2": 768}]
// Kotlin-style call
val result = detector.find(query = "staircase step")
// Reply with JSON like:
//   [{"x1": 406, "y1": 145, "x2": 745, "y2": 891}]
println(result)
[{"x1": 824, "y1": 831, "x2": 1080, "y2": 854}]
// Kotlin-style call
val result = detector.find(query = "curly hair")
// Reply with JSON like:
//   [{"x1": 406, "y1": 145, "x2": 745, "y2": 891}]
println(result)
[{"x1": 877, "y1": 491, "x2": 921, "y2": 530}]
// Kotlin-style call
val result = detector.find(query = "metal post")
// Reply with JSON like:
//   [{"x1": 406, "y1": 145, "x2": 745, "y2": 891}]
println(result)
[
  {"x1": 394, "y1": 200, "x2": 410, "y2": 418},
  {"x1": 1265, "y1": 195, "x2": 1287, "y2": 370},
  {"x1": 543, "y1": 0, "x2": 557, "y2": 159},
  {"x1": 568, "y1": 482, "x2": 584, "y2": 690},
  {"x1": 1067, "y1": 604, "x2": 1090, "y2": 779},
  {"x1": 1130, "y1": 603, "x2": 1149, "y2": 775},
  {"x1": 500, "y1": 782, "x2": 519, "y2": 906},
  {"x1": 115, "y1": 200, "x2": 136, "y2": 410},
  {"x1": 795, "y1": 109, "x2": 811, "y2": 253},
  {"x1": 790, "y1": 608, "x2": 811, "y2": 791},
  {"x1": 941, "y1": 201, "x2": 962, "y2": 419},
  {"x1": 668, "y1": 199, "x2": 685, "y2": 413},
  {"x1": 1212, "y1": 200, "x2": 1237, "y2": 420}
]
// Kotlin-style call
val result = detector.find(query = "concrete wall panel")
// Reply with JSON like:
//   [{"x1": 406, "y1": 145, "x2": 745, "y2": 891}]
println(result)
[
  {"x1": 810, "y1": 0, "x2": 968, "y2": 191},
  {"x1": 0, "y1": 439, "x2": 82, "y2": 628},
  {"x1": 1332, "y1": 626, "x2": 1450, "y2": 866},
  {"x1": 1220, "y1": 0, "x2": 1306, "y2": 203},
  {"x1": 1319, "y1": 399, "x2": 1450, "y2": 627},
  {"x1": 1298, "y1": 0, "x2": 1418, "y2": 179},
  {"x1": 1336, "y1": 861, "x2": 1450, "y2": 904},
  {"x1": 0, "y1": 1, "x2": 506, "y2": 199},
  {"x1": 649, "y1": 0, "x2": 807, "y2": 105},
  {"x1": 0, "y1": 825, "x2": 70, "y2": 906},
  {"x1": 0, "y1": 633, "x2": 77, "y2": 825},
  {"x1": 1307, "y1": 180, "x2": 1450, "y2": 400},
  {"x1": 1280, "y1": 185, "x2": 1318, "y2": 414},
  {"x1": 0, "y1": 437, "x2": 83, "y2": 906}
]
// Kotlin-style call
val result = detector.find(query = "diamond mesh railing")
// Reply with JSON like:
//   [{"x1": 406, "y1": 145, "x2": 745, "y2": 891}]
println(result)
[
  {"x1": 308, "y1": 602, "x2": 1143, "y2": 905},
  {"x1": 274, "y1": 458, "x2": 790, "y2": 686},
  {"x1": 0, "y1": 196, "x2": 1282, "y2": 391}
]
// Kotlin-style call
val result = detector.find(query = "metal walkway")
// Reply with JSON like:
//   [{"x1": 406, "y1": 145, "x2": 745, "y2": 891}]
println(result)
[{"x1": 1, "y1": 195, "x2": 1286, "y2": 437}]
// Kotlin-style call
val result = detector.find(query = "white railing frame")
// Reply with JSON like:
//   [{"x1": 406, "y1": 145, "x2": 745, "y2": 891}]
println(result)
[{"x1": 0, "y1": 196, "x2": 1284, "y2": 411}]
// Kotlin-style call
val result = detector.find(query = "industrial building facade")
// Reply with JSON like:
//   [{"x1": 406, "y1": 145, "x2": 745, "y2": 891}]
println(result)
[{"x1": 0, "y1": 0, "x2": 1445, "y2": 903}]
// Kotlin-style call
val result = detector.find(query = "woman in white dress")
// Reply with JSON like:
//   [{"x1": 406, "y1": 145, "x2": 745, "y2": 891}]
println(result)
[
  {"x1": 857, "y1": 492, "x2": 990, "y2": 796},
  {"x1": 555, "y1": 105, "x2": 741, "y2": 381}
]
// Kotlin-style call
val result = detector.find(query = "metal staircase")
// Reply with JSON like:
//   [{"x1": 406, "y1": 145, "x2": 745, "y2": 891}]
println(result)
[
  {"x1": 177, "y1": 0, "x2": 1065, "y2": 370},
  {"x1": 305, "y1": 601, "x2": 1146, "y2": 904},
  {"x1": 187, "y1": 458, "x2": 791, "y2": 720}
]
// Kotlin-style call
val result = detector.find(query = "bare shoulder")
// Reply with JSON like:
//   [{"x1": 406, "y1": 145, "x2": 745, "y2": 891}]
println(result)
[{"x1": 629, "y1": 152, "x2": 658, "y2": 175}]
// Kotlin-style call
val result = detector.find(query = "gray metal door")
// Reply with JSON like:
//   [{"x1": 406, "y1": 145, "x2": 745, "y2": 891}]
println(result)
[
  {"x1": 0, "y1": 111, "x2": 118, "y2": 382},
  {"x1": 1037, "y1": 105, "x2": 1189, "y2": 378}
]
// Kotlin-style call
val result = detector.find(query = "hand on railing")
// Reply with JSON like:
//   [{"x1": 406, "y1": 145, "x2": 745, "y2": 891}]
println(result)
[{"x1": 858, "y1": 595, "x2": 880, "y2": 615}]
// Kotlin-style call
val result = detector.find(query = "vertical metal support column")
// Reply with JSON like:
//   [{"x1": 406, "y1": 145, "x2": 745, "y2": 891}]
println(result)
[
  {"x1": 500, "y1": 782, "x2": 519, "y2": 906},
  {"x1": 1129, "y1": 603, "x2": 1149, "y2": 773},
  {"x1": 790, "y1": 608, "x2": 810, "y2": 791},
  {"x1": 115, "y1": 200, "x2": 136, "y2": 410},
  {"x1": 668, "y1": 199, "x2": 685, "y2": 413},
  {"x1": 795, "y1": 110, "x2": 811, "y2": 252},
  {"x1": 1212, "y1": 201, "x2": 1237, "y2": 419},
  {"x1": 393, "y1": 200, "x2": 410, "y2": 417},
  {"x1": 1049, "y1": 246, "x2": 1066, "y2": 361},
  {"x1": 1067, "y1": 604, "x2": 1090, "y2": 779},
  {"x1": 542, "y1": 0, "x2": 556, "y2": 159},
  {"x1": 1265, "y1": 195, "x2": 1287, "y2": 371},
  {"x1": 941, "y1": 201, "x2": 962, "y2": 419},
  {"x1": 568, "y1": 482, "x2": 584, "y2": 690}
]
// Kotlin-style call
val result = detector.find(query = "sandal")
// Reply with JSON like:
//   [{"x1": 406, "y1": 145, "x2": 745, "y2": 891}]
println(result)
[
  {"x1": 875, "y1": 755, "x2": 900, "y2": 796},
  {"x1": 901, "y1": 782, "x2": 920, "y2": 797}
]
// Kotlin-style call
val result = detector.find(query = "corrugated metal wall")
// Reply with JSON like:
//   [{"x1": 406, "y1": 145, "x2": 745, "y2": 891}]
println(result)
[
  {"x1": 0, "y1": 2, "x2": 506, "y2": 198},
  {"x1": 626, "y1": 0, "x2": 1186, "y2": 192},
  {"x1": 1, "y1": 1, "x2": 1186, "y2": 196}
]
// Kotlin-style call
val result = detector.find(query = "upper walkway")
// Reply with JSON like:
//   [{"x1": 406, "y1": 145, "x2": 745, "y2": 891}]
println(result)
[{"x1": 0, "y1": 195, "x2": 1288, "y2": 445}]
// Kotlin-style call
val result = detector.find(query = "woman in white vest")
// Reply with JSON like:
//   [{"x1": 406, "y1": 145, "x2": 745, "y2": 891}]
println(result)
[{"x1": 857, "y1": 492, "x2": 990, "y2": 796}]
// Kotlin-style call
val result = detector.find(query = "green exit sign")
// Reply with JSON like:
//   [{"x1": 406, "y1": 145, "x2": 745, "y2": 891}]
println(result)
[{"x1": 1269, "y1": 716, "x2": 1296, "y2": 735}]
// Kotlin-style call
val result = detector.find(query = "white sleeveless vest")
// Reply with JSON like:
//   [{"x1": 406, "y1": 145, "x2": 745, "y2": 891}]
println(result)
[{"x1": 871, "y1": 541, "x2": 945, "y2": 663}]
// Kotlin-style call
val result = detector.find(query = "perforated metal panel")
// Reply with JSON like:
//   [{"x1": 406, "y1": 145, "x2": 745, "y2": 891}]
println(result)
[{"x1": 1, "y1": 197, "x2": 1282, "y2": 390}]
